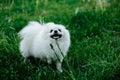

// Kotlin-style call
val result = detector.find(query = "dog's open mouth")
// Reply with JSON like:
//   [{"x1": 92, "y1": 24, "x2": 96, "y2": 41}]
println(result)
[{"x1": 50, "y1": 34, "x2": 62, "y2": 39}]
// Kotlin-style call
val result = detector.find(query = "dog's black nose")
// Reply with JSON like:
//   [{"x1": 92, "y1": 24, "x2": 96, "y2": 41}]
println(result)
[{"x1": 54, "y1": 30, "x2": 58, "y2": 33}]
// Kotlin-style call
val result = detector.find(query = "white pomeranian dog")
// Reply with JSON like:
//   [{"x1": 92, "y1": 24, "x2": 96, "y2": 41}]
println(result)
[{"x1": 18, "y1": 21, "x2": 70, "y2": 72}]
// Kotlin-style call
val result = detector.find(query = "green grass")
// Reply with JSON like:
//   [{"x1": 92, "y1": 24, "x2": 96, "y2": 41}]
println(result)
[{"x1": 0, "y1": 0, "x2": 120, "y2": 80}]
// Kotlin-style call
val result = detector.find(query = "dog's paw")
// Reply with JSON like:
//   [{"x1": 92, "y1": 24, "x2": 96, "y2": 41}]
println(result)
[
  {"x1": 47, "y1": 59, "x2": 52, "y2": 64},
  {"x1": 58, "y1": 68, "x2": 63, "y2": 73},
  {"x1": 56, "y1": 62, "x2": 63, "y2": 73},
  {"x1": 23, "y1": 58, "x2": 27, "y2": 63}
]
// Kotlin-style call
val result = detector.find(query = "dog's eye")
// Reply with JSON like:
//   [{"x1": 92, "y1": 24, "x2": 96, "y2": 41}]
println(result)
[
  {"x1": 58, "y1": 29, "x2": 61, "y2": 32},
  {"x1": 50, "y1": 30, "x2": 53, "y2": 33}
]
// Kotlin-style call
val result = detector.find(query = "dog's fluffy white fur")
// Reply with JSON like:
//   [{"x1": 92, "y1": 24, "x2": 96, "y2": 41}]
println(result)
[{"x1": 18, "y1": 21, "x2": 70, "y2": 72}]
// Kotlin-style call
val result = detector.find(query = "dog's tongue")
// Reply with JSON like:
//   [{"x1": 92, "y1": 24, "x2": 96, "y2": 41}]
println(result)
[{"x1": 53, "y1": 36, "x2": 59, "y2": 39}]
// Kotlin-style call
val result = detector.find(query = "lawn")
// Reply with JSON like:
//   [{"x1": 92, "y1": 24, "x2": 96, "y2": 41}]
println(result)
[{"x1": 0, "y1": 0, "x2": 120, "y2": 80}]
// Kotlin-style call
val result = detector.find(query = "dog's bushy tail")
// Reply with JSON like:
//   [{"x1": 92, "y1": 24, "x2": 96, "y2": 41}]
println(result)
[{"x1": 18, "y1": 21, "x2": 42, "y2": 39}]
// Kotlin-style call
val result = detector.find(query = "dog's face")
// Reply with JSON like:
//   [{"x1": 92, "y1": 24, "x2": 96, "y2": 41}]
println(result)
[
  {"x1": 44, "y1": 23, "x2": 66, "y2": 40},
  {"x1": 49, "y1": 28, "x2": 63, "y2": 40}
]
